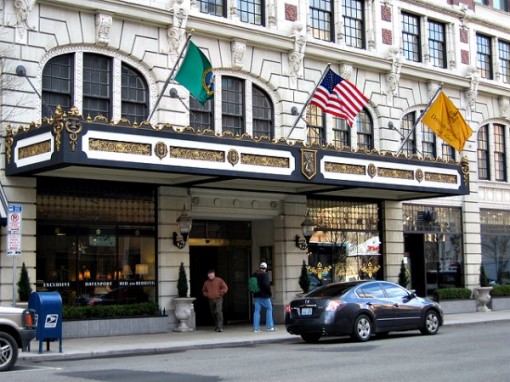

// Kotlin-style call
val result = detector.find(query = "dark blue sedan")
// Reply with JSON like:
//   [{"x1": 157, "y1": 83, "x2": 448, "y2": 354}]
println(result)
[{"x1": 285, "y1": 280, "x2": 443, "y2": 343}]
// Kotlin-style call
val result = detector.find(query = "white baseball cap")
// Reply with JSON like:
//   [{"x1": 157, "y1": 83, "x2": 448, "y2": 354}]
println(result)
[{"x1": 260, "y1": 262, "x2": 268, "y2": 269}]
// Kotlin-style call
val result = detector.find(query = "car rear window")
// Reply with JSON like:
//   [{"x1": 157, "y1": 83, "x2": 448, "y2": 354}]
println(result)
[{"x1": 306, "y1": 283, "x2": 356, "y2": 297}]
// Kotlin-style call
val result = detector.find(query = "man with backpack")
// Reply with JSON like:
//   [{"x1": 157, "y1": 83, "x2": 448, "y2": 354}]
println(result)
[{"x1": 251, "y1": 262, "x2": 275, "y2": 332}]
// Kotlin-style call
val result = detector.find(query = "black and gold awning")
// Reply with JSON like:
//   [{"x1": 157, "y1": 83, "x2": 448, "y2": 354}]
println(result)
[{"x1": 5, "y1": 107, "x2": 469, "y2": 201}]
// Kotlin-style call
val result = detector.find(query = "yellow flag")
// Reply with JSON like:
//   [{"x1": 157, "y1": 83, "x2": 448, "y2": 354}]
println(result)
[{"x1": 421, "y1": 92, "x2": 473, "y2": 152}]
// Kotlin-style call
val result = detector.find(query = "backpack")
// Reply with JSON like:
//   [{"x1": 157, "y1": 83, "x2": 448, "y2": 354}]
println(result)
[{"x1": 248, "y1": 276, "x2": 260, "y2": 293}]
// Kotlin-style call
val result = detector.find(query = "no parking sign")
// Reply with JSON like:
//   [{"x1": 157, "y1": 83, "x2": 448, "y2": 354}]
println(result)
[{"x1": 7, "y1": 205, "x2": 22, "y2": 256}]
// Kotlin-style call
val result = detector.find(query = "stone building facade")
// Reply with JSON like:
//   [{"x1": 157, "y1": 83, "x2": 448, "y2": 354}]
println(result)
[{"x1": 0, "y1": 0, "x2": 508, "y2": 328}]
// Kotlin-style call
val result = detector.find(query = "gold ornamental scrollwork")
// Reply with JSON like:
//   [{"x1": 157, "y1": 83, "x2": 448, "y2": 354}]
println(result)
[
  {"x1": 301, "y1": 149, "x2": 317, "y2": 180},
  {"x1": 367, "y1": 163, "x2": 376, "y2": 178},
  {"x1": 5, "y1": 126, "x2": 14, "y2": 164},
  {"x1": 154, "y1": 142, "x2": 168, "y2": 160},
  {"x1": 227, "y1": 149, "x2": 239, "y2": 166},
  {"x1": 65, "y1": 106, "x2": 83, "y2": 152},
  {"x1": 52, "y1": 105, "x2": 65, "y2": 151},
  {"x1": 416, "y1": 169, "x2": 424, "y2": 183},
  {"x1": 461, "y1": 156, "x2": 470, "y2": 184}
]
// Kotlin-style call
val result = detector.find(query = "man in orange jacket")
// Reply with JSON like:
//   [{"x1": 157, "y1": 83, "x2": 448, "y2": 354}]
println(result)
[{"x1": 202, "y1": 269, "x2": 228, "y2": 332}]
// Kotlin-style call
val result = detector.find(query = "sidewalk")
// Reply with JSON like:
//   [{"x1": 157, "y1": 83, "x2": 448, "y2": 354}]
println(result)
[{"x1": 19, "y1": 310, "x2": 510, "y2": 363}]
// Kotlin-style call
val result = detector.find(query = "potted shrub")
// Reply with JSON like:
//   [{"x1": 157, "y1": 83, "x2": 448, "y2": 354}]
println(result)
[
  {"x1": 433, "y1": 287, "x2": 476, "y2": 314},
  {"x1": 17, "y1": 262, "x2": 33, "y2": 303},
  {"x1": 398, "y1": 259, "x2": 409, "y2": 289},
  {"x1": 298, "y1": 260, "x2": 310, "y2": 296},
  {"x1": 489, "y1": 284, "x2": 510, "y2": 311},
  {"x1": 474, "y1": 265, "x2": 492, "y2": 312},
  {"x1": 174, "y1": 263, "x2": 195, "y2": 332}
]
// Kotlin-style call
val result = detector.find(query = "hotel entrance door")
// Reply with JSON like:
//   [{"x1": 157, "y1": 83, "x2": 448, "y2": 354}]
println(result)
[{"x1": 190, "y1": 245, "x2": 251, "y2": 326}]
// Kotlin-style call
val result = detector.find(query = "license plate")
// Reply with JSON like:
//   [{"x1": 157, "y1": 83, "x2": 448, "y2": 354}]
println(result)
[{"x1": 301, "y1": 307, "x2": 313, "y2": 316}]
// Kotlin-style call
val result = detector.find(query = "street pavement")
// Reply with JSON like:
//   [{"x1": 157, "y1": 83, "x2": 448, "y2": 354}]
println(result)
[{"x1": 19, "y1": 310, "x2": 510, "y2": 363}]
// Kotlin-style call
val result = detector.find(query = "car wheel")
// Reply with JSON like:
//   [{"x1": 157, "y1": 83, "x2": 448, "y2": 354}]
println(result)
[
  {"x1": 352, "y1": 314, "x2": 372, "y2": 342},
  {"x1": 0, "y1": 332, "x2": 19, "y2": 372},
  {"x1": 420, "y1": 310, "x2": 440, "y2": 335},
  {"x1": 300, "y1": 333, "x2": 321, "y2": 343}
]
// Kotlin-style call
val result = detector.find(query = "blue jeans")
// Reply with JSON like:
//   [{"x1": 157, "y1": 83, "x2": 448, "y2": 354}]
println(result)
[{"x1": 253, "y1": 297, "x2": 274, "y2": 330}]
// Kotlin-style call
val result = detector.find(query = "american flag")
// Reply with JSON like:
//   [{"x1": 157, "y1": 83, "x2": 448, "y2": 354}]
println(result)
[{"x1": 310, "y1": 68, "x2": 368, "y2": 127}]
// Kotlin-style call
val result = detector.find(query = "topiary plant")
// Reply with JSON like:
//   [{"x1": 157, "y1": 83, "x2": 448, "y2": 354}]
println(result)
[
  {"x1": 177, "y1": 262, "x2": 189, "y2": 297},
  {"x1": 299, "y1": 260, "x2": 310, "y2": 293},
  {"x1": 17, "y1": 262, "x2": 33, "y2": 301},
  {"x1": 479, "y1": 264, "x2": 489, "y2": 287},
  {"x1": 398, "y1": 259, "x2": 410, "y2": 288}
]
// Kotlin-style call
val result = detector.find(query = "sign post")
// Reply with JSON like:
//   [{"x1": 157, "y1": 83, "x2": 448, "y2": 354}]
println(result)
[{"x1": 7, "y1": 205, "x2": 23, "y2": 305}]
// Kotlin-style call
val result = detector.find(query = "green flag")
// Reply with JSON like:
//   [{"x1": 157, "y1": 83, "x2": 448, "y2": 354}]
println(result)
[{"x1": 174, "y1": 41, "x2": 214, "y2": 105}]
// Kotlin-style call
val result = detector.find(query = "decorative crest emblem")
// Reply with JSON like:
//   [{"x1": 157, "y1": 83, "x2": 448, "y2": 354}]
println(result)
[{"x1": 301, "y1": 149, "x2": 317, "y2": 180}]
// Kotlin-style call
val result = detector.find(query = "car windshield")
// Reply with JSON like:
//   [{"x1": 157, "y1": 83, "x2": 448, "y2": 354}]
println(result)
[{"x1": 306, "y1": 282, "x2": 358, "y2": 298}]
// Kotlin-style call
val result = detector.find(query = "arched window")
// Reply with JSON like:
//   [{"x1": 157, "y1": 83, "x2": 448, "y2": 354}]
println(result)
[
  {"x1": 333, "y1": 116, "x2": 350, "y2": 148},
  {"x1": 477, "y1": 124, "x2": 490, "y2": 180},
  {"x1": 222, "y1": 77, "x2": 244, "y2": 136},
  {"x1": 306, "y1": 105, "x2": 325, "y2": 145},
  {"x1": 189, "y1": 75, "x2": 275, "y2": 139},
  {"x1": 400, "y1": 110, "x2": 454, "y2": 159},
  {"x1": 121, "y1": 64, "x2": 149, "y2": 122},
  {"x1": 41, "y1": 53, "x2": 148, "y2": 121},
  {"x1": 42, "y1": 54, "x2": 73, "y2": 118},
  {"x1": 252, "y1": 85, "x2": 273, "y2": 139},
  {"x1": 494, "y1": 124, "x2": 506, "y2": 181},
  {"x1": 356, "y1": 109, "x2": 373, "y2": 151}
]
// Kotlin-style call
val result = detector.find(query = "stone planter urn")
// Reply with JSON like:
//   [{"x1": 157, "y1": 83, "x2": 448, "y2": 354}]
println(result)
[
  {"x1": 473, "y1": 286, "x2": 493, "y2": 312},
  {"x1": 173, "y1": 297, "x2": 196, "y2": 332}
]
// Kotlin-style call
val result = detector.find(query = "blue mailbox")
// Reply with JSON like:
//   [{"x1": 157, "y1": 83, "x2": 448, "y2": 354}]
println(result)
[{"x1": 28, "y1": 291, "x2": 63, "y2": 353}]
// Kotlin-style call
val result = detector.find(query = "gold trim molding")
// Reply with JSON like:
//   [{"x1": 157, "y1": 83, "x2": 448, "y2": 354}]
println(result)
[
  {"x1": 19, "y1": 140, "x2": 52, "y2": 159},
  {"x1": 89, "y1": 139, "x2": 152, "y2": 155},
  {"x1": 170, "y1": 147, "x2": 225, "y2": 162}
]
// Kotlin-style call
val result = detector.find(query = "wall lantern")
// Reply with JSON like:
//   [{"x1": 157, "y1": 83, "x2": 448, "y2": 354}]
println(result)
[
  {"x1": 173, "y1": 206, "x2": 192, "y2": 249},
  {"x1": 295, "y1": 214, "x2": 315, "y2": 250}
]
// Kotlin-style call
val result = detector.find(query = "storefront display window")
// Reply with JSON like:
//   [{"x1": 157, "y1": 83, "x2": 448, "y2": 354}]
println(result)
[
  {"x1": 481, "y1": 209, "x2": 510, "y2": 285},
  {"x1": 306, "y1": 199, "x2": 382, "y2": 286},
  {"x1": 36, "y1": 178, "x2": 156, "y2": 306},
  {"x1": 403, "y1": 204, "x2": 463, "y2": 296}
]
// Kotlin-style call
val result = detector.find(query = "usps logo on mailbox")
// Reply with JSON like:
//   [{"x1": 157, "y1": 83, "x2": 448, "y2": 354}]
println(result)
[{"x1": 44, "y1": 314, "x2": 59, "y2": 328}]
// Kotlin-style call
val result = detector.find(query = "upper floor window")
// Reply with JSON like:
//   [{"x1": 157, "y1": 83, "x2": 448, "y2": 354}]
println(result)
[
  {"x1": 494, "y1": 124, "x2": 507, "y2": 181},
  {"x1": 401, "y1": 112, "x2": 416, "y2": 156},
  {"x1": 190, "y1": 97, "x2": 214, "y2": 132},
  {"x1": 42, "y1": 54, "x2": 73, "y2": 117},
  {"x1": 306, "y1": 105, "x2": 326, "y2": 145},
  {"x1": 190, "y1": 75, "x2": 274, "y2": 139},
  {"x1": 238, "y1": 0, "x2": 264, "y2": 26},
  {"x1": 83, "y1": 54, "x2": 111, "y2": 119},
  {"x1": 499, "y1": 40, "x2": 510, "y2": 83},
  {"x1": 477, "y1": 33, "x2": 493, "y2": 79},
  {"x1": 422, "y1": 125, "x2": 437, "y2": 158},
  {"x1": 402, "y1": 12, "x2": 421, "y2": 62},
  {"x1": 494, "y1": 0, "x2": 510, "y2": 11},
  {"x1": 197, "y1": 0, "x2": 226, "y2": 17},
  {"x1": 222, "y1": 77, "x2": 244, "y2": 136},
  {"x1": 442, "y1": 142, "x2": 456, "y2": 162},
  {"x1": 343, "y1": 0, "x2": 364, "y2": 49},
  {"x1": 252, "y1": 85, "x2": 273, "y2": 139},
  {"x1": 428, "y1": 20, "x2": 446, "y2": 69},
  {"x1": 356, "y1": 109, "x2": 373, "y2": 151},
  {"x1": 477, "y1": 125, "x2": 490, "y2": 180},
  {"x1": 333, "y1": 117, "x2": 351, "y2": 149},
  {"x1": 42, "y1": 53, "x2": 148, "y2": 121},
  {"x1": 309, "y1": 0, "x2": 333, "y2": 42}
]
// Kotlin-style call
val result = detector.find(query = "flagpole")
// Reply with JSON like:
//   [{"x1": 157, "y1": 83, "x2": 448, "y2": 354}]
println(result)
[
  {"x1": 286, "y1": 63, "x2": 332, "y2": 140},
  {"x1": 396, "y1": 86, "x2": 443, "y2": 156},
  {"x1": 147, "y1": 32, "x2": 194, "y2": 122}
]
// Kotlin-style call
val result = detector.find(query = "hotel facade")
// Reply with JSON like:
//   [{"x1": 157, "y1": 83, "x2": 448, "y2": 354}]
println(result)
[{"x1": 0, "y1": 0, "x2": 508, "y2": 328}]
